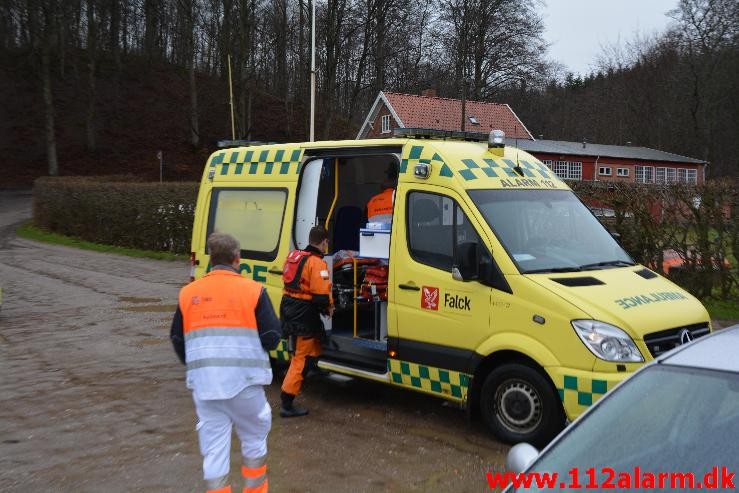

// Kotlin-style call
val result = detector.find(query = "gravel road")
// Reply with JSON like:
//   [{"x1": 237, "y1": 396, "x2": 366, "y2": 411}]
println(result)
[{"x1": 0, "y1": 190, "x2": 507, "y2": 493}]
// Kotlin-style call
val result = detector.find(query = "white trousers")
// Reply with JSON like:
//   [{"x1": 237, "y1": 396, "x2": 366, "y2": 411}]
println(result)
[{"x1": 193, "y1": 385, "x2": 272, "y2": 481}]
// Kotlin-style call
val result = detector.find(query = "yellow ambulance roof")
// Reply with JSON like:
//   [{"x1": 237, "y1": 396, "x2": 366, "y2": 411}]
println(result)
[{"x1": 203, "y1": 138, "x2": 570, "y2": 190}]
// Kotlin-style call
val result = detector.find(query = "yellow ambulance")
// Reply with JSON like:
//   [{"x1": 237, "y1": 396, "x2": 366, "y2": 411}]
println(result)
[{"x1": 189, "y1": 129, "x2": 710, "y2": 445}]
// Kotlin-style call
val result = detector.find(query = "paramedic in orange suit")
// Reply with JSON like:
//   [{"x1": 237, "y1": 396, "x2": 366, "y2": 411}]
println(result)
[
  {"x1": 171, "y1": 232, "x2": 282, "y2": 493},
  {"x1": 367, "y1": 178, "x2": 396, "y2": 223},
  {"x1": 279, "y1": 226, "x2": 334, "y2": 417}
]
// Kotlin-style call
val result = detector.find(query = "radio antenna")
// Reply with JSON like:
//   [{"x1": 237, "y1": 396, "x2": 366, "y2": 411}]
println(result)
[{"x1": 514, "y1": 125, "x2": 524, "y2": 176}]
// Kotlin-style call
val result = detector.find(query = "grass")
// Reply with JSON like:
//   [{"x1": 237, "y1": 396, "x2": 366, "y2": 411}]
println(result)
[
  {"x1": 703, "y1": 298, "x2": 739, "y2": 322},
  {"x1": 16, "y1": 221, "x2": 186, "y2": 261}
]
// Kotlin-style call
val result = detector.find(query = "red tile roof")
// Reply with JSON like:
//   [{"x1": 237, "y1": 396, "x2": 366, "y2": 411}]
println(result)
[{"x1": 384, "y1": 91, "x2": 533, "y2": 140}]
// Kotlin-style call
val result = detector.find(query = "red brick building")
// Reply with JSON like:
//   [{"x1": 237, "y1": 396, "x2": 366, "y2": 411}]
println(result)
[
  {"x1": 511, "y1": 139, "x2": 707, "y2": 185},
  {"x1": 358, "y1": 91, "x2": 707, "y2": 184}
]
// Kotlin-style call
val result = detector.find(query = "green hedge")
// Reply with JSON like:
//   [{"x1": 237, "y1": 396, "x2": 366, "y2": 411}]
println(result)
[
  {"x1": 571, "y1": 179, "x2": 737, "y2": 301},
  {"x1": 32, "y1": 176, "x2": 737, "y2": 301},
  {"x1": 33, "y1": 176, "x2": 198, "y2": 254}
]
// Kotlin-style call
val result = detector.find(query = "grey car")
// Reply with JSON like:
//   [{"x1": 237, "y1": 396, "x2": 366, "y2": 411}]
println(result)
[{"x1": 505, "y1": 325, "x2": 739, "y2": 492}]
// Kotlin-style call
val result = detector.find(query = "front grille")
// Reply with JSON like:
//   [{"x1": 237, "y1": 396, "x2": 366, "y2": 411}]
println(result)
[{"x1": 643, "y1": 323, "x2": 710, "y2": 358}]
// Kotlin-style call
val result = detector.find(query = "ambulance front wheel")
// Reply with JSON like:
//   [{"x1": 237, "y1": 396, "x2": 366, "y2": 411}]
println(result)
[{"x1": 480, "y1": 363, "x2": 564, "y2": 447}]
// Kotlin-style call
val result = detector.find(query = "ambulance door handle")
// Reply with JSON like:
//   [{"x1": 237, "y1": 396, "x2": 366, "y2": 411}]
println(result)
[
  {"x1": 398, "y1": 283, "x2": 420, "y2": 291},
  {"x1": 268, "y1": 267, "x2": 283, "y2": 275}
]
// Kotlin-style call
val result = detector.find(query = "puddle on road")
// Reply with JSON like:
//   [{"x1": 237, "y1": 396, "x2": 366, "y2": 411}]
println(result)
[
  {"x1": 120, "y1": 304, "x2": 177, "y2": 313},
  {"x1": 119, "y1": 297, "x2": 161, "y2": 304}
]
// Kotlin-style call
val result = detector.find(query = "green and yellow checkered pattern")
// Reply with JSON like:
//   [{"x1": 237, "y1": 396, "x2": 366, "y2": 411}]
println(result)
[
  {"x1": 398, "y1": 143, "x2": 563, "y2": 184},
  {"x1": 269, "y1": 339, "x2": 291, "y2": 362},
  {"x1": 456, "y1": 158, "x2": 559, "y2": 182},
  {"x1": 388, "y1": 358, "x2": 471, "y2": 401},
  {"x1": 209, "y1": 146, "x2": 304, "y2": 176},
  {"x1": 556, "y1": 374, "x2": 610, "y2": 412},
  {"x1": 399, "y1": 144, "x2": 454, "y2": 179}
]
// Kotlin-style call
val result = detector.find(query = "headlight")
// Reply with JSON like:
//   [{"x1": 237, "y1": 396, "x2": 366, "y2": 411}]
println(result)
[{"x1": 572, "y1": 320, "x2": 644, "y2": 362}]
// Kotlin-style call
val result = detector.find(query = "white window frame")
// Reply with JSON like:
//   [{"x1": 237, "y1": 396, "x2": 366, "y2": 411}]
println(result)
[
  {"x1": 569, "y1": 161, "x2": 582, "y2": 180},
  {"x1": 381, "y1": 114, "x2": 391, "y2": 134},
  {"x1": 666, "y1": 167, "x2": 677, "y2": 183},
  {"x1": 655, "y1": 167, "x2": 667, "y2": 184},
  {"x1": 599, "y1": 166, "x2": 612, "y2": 176},
  {"x1": 542, "y1": 159, "x2": 553, "y2": 170},
  {"x1": 552, "y1": 160, "x2": 582, "y2": 181},
  {"x1": 635, "y1": 165, "x2": 654, "y2": 183},
  {"x1": 554, "y1": 160, "x2": 568, "y2": 178},
  {"x1": 677, "y1": 168, "x2": 688, "y2": 183},
  {"x1": 617, "y1": 167, "x2": 629, "y2": 177},
  {"x1": 686, "y1": 169, "x2": 697, "y2": 184}
]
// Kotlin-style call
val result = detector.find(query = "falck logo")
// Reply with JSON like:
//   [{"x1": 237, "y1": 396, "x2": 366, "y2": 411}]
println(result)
[
  {"x1": 679, "y1": 328, "x2": 693, "y2": 345},
  {"x1": 421, "y1": 286, "x2": 439, "y2": 310}
]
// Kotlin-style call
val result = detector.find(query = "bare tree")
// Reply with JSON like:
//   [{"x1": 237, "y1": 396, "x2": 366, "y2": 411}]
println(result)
[
  {"x1": 85, "y1": 0, "x2": 98, "y2": 152},
  {"x1": 33, "y1": 0, "x2": 59, "y2": 175}
]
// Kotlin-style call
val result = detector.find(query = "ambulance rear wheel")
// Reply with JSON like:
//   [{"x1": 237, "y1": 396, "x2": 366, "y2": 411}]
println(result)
[{"x1": 480, "y1": 363, "x2": 564, "y2": 447}]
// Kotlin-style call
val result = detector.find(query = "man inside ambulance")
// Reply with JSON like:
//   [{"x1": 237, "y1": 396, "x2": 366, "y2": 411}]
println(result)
[{"x1": 366, "y1": 165, "x2": 397, "y2": 226}]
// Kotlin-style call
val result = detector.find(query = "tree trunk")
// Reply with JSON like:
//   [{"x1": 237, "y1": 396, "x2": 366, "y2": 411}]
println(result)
[
  {"x1": 110, "y1": 0, "x2": 121, "y2": 70},
  {"x1": 86, "y1": 0, "x2": 97, "y2": 152},
  {"x1": 189, "y1": 59, "x2": 199, "y2": 147},
  {"x1": 144, "y1": 0, "x2": 159, "y2": 63},
  {"x1": 41, "y1": 47, "x2": 58, "y2": 176}
]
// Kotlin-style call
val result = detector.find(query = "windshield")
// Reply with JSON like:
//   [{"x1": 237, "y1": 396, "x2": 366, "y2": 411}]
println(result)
[
  {"x1": 516, "y1": 365, "x2": 739, "y2": 492},
  {"x1": 468, "y1": 189, "x2": 633, "y2": 273}
]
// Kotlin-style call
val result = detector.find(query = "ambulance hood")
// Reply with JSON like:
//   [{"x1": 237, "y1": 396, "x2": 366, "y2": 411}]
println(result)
[{"x1": 526, "y1": 266, "x2": 710, "y2": 339}]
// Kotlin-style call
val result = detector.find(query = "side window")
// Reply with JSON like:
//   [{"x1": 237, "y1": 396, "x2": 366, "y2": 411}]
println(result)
[
  {"x1": 454, "y1": 200, "x2": 494, "y2": 281},
  {"x1": 208, "y1": 188, "x2": 287, "y2": 261},
  {"x1": 407, "y1": 191, "x2": 489, "y2": 273},
  {"x1": 407, "y1": 192, "x2": 454, "y2": 270}
]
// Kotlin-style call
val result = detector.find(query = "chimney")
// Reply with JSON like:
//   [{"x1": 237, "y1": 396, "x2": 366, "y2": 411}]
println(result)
[
  {"x1": 421, "y1": 88, "x2": 436, "y2": 98},
  {"x1": 582, "y1": 139, "x2": 587, "y2": 149}
]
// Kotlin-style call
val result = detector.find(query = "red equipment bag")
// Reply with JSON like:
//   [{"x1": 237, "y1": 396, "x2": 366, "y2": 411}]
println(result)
[
  {"x1": 360, "y1": 265, "x2": 389, "y2": 300},
  {"x1": 282, "y1": 250, "x2": 312, "y2": 290}
]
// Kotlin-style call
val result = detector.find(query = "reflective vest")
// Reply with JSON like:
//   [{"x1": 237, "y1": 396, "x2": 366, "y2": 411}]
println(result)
[
  {"x1": 367, "y1": 188, "x2": 395, "y2": 223},
  {"x1": 179, "y1": 269, "x2": 272, "y2": 400}
]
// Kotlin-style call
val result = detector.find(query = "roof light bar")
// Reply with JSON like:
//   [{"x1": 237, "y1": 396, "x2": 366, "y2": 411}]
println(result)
[
  {"x1": 393, "y1": 127, "x2": 490, "y2": 142},
  {"x1": 489, "y1": 130, "x2": 505, "y2": 148}
]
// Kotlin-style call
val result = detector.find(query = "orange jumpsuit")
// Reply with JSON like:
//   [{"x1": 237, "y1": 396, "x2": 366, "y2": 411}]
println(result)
[{"x1": 280, "y1": 245, "x2": 333, "y2": 397}]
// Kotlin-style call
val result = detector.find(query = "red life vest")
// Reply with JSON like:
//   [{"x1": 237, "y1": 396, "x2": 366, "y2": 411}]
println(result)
[{"x1": 282, "y1": 250, "x2": 313, "y2": 291}]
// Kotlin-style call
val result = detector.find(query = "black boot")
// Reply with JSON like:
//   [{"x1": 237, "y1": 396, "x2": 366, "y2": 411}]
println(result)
[{"x1": 280, "y1": 391, "x2": 308, "y2": 418}]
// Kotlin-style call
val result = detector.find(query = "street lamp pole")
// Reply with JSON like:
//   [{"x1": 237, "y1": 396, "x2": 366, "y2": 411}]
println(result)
[{"x1": 310, "y1": 0, "x2": 316, "y2": 142}]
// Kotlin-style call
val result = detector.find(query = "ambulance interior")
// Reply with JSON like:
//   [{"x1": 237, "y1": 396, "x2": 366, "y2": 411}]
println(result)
[{"x1": 294, "y1": 153, "x2": 399, "y2": 372}]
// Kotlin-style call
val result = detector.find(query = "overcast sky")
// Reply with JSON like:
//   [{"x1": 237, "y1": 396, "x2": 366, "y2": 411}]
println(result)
[{"x1": 542, "y1": 0, "x2": 678, "y2": 76}]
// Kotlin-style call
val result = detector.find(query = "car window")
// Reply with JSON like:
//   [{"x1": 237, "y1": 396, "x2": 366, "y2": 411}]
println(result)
[
  {"x1": 406, "y1": 192, "x2": 454, "y2": 271},
  {"x1": 518, "y1": 365, "x2": 739, "y2": 492},
  {"x1": 406, "y1": 191, "x2": 488, "y2": 273},
  {"x1": 469, "y1": 189, "x2": 632, "y2": 273},
  {"x1": 207, "y1": 188, "x2": 287, "y2": 261}
]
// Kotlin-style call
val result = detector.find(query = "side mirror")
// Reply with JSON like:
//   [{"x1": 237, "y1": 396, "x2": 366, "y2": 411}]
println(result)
[
  {"x1": 506, "y1": 442, "x2": 539, "y2": 473},
  {"x1": 453, "y1": 241, "x2": 479, "y2": 281}
]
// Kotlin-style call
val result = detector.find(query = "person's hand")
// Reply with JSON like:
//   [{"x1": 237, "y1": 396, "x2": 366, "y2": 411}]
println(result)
[{"x1": 328, "y1": 305, "x2": 335, "y2": 317}]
